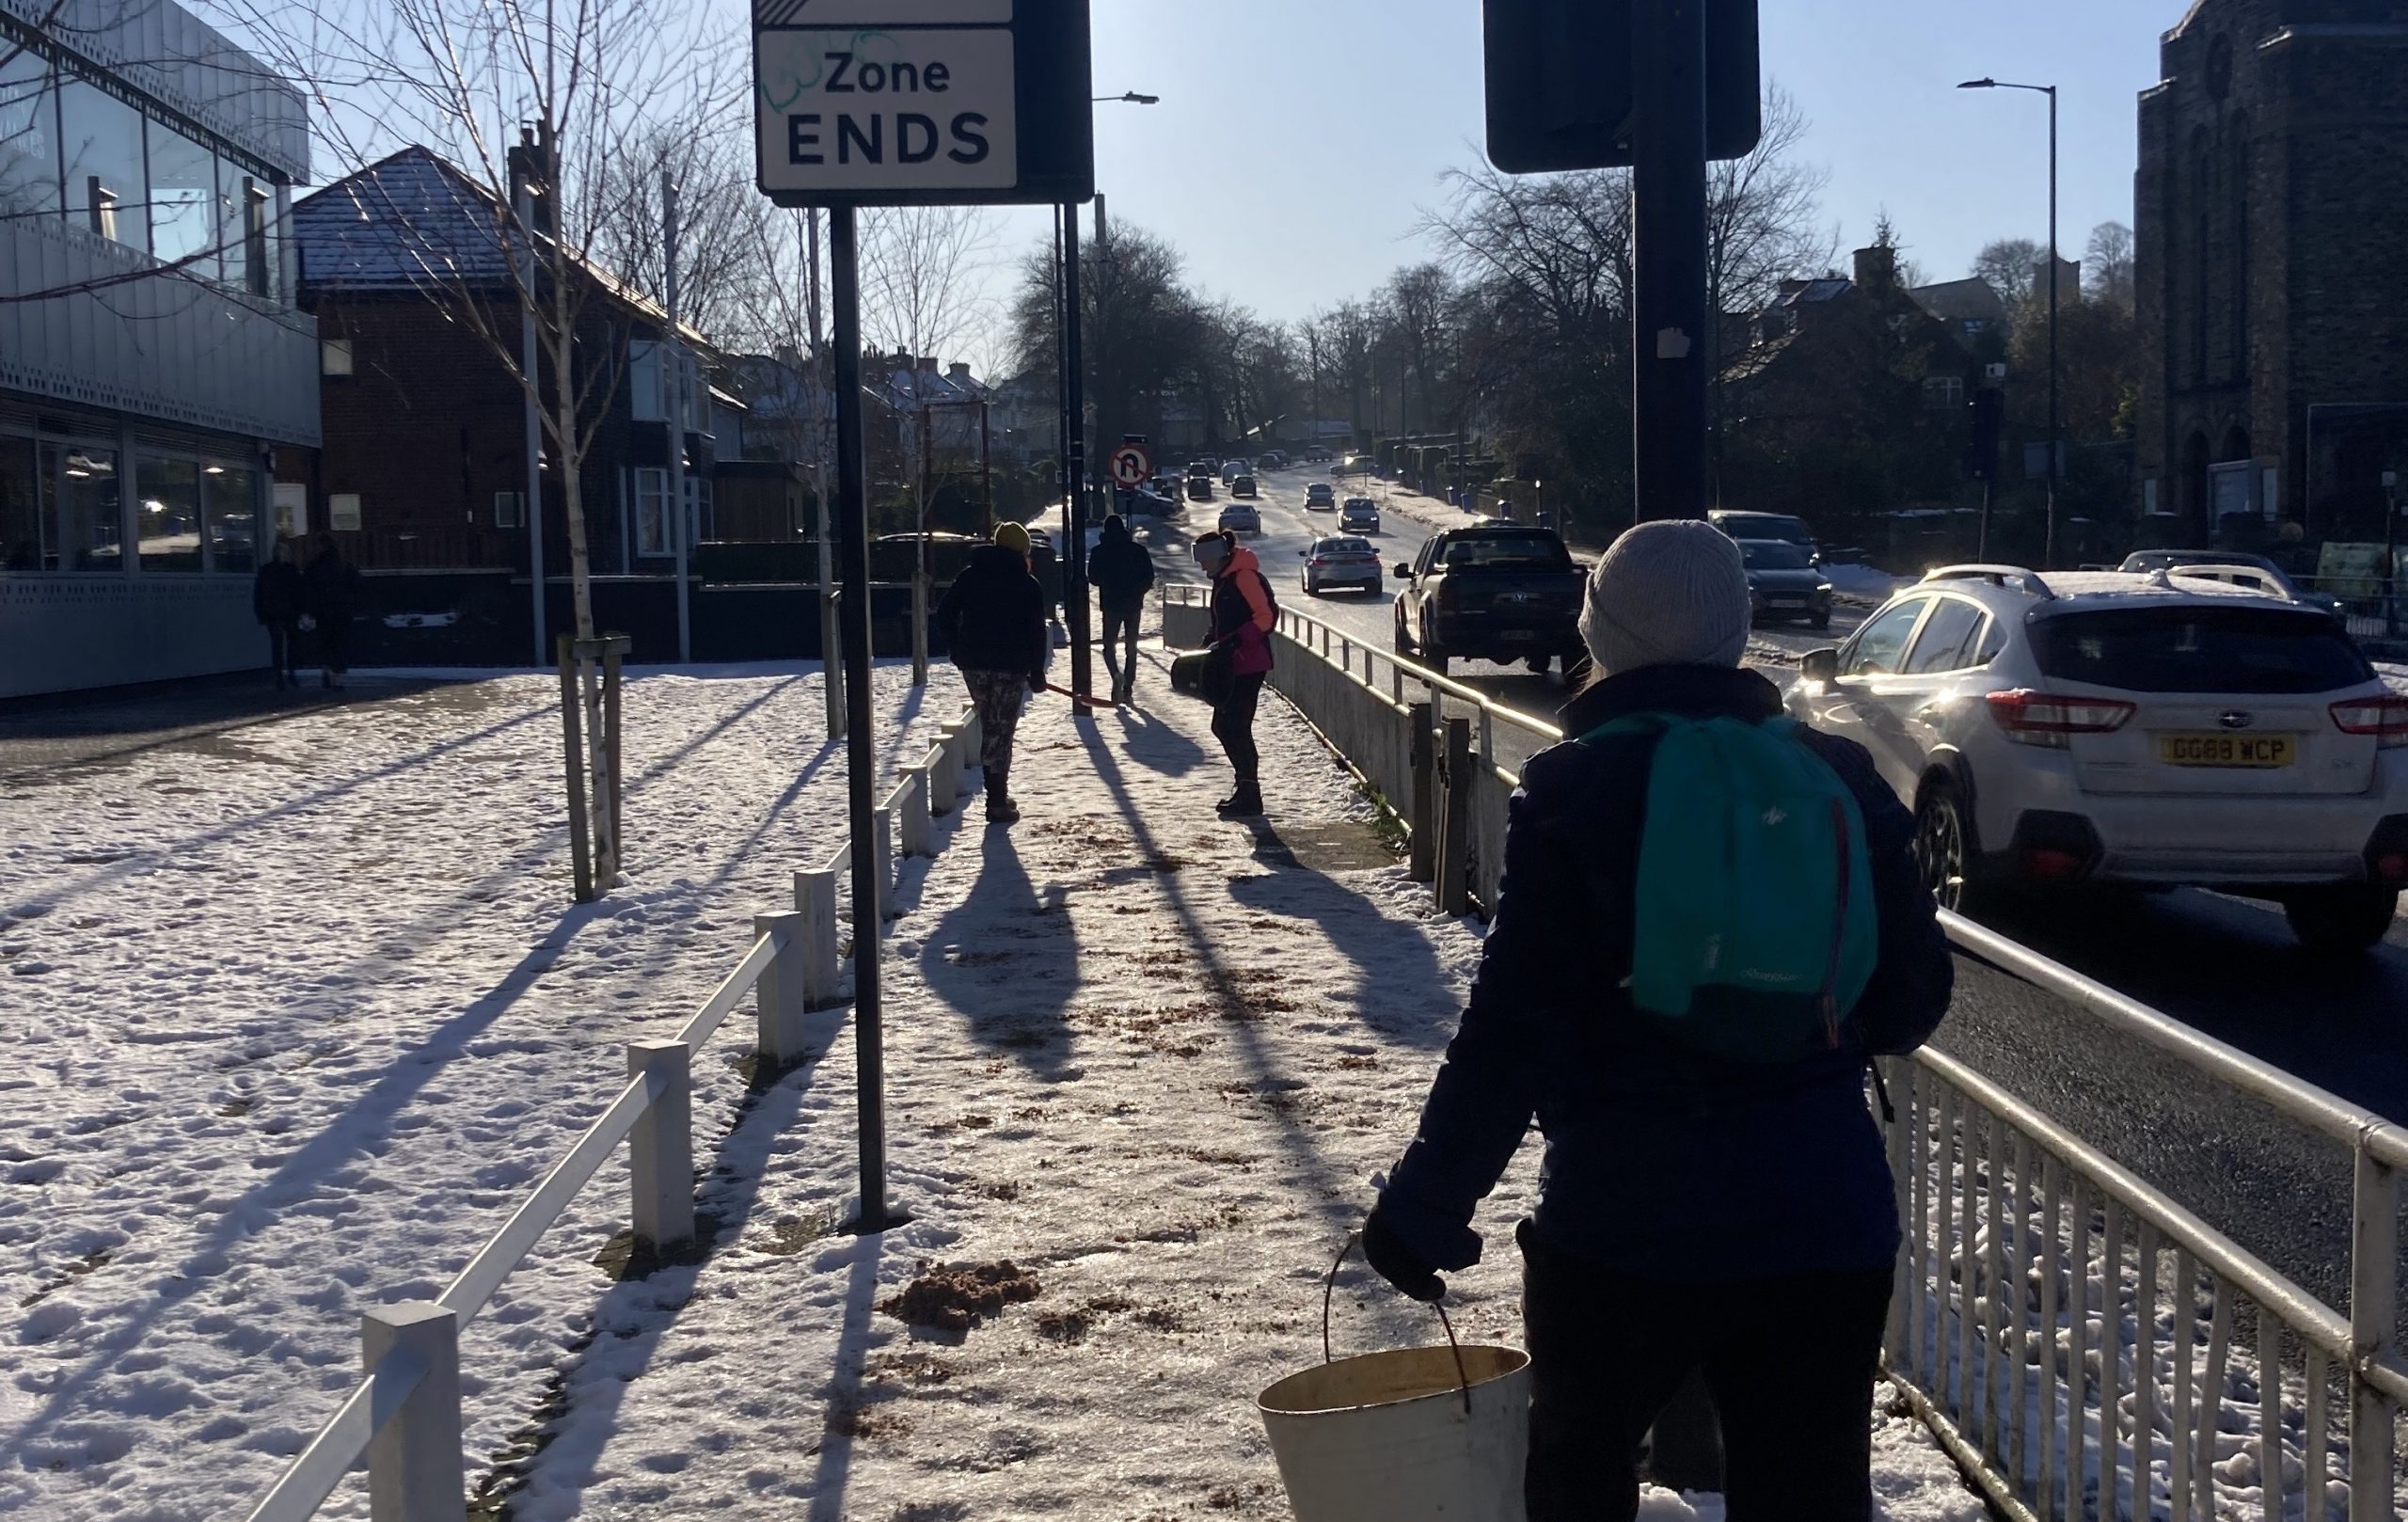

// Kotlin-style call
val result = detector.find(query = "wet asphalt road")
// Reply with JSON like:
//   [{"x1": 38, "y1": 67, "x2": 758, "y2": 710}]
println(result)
[{"x1": 1129, "y1": 465, "x2": 2407, "y2": 1314}]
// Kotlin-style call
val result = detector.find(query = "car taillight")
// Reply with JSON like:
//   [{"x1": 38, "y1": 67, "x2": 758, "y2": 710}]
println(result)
[
  {"x1": 2332, "y1": 694, "x2": 2408, "y2": 748},
  {"x1": 1985, "y1": 690, "x2": 2136, "y2": 748}
]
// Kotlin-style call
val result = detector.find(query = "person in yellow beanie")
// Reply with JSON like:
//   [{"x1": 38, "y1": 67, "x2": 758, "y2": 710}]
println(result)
[{"x1": 932, "y1": 521, "x2": 1049, "y2": 823}]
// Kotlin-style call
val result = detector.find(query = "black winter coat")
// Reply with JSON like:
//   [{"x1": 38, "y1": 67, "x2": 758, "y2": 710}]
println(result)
[
  {"x1": 304, "y1": 551, "x2": 359, "y2": 623},
  {"x1": 253, "y1": 559, "x2": 304, "y2": 626},
  {"x1": 1087, "y1": 530, "x2": 1155, "y2": 612},
  {"x1": 935, "y1": 544, "x2": 1048, "y2": 681},
  {"x1": 1377, "y1": 663, "x2": 1953, "y2": 1282}
]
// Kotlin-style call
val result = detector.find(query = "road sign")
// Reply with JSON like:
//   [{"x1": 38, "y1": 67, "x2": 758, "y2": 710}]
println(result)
[
  {"x1": 753, "y1": 0, "x2": 1094, "y2": 207},
  {"x1": 1107, "y1": 443, "x2": 1151, "y2": 487},
  {"x1": 1482, "y1": 0, "x2": 1760, "y2": 171}
]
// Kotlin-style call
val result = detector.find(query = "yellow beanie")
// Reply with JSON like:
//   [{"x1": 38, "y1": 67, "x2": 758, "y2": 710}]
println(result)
[{"x1": 992, "y1": 520, "x2": 1032, "y2": 555}]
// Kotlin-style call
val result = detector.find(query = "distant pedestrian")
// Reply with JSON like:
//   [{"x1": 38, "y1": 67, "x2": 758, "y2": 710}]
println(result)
[
  {"x1": 1028, "y1": 531, "x2": 1061, "y2": 622},
  {"x1": 252, "y1": 537, "x2": 304, "y2": 690},
  {"x1": 1088, "y1": 513, "x2": 1155, "y2": 704},
  {"x1": 1195, "y1": 529, "x2": 1275, "y2": 817},
  {"x1": 935, "y1": 520, "x2": 1049, "y2": 825},
  {"x1": 302, "y1": 531, "x2": 360, "y2": 690},
  {"x1": 1359, "y1": 521, "x2": 1955, "y2": 1522}
]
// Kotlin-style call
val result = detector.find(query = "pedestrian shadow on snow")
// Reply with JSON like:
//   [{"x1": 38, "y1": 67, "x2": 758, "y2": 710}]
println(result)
[
  {"x1": 1229, "y1": 821, "x2": 1459, "y2": 1050},
  {"x1": 917, "y1": 830, "x2": 1081, "y2": 1079}
]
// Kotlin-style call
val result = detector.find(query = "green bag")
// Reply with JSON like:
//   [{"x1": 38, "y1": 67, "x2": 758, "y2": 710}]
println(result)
[{"x1": 1584, "y1": 712, "x2": 1878, "y2": 1062}]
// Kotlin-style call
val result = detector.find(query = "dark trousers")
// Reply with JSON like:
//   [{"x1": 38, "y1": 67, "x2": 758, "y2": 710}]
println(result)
[
  {"x1": 266, "y1": 622, "x2": 297, "y2": 681},
  {"x1": 1519, "y1": 1223, "x2": 1893, "y2": 1522},
  {"x1": 1211, "y1": 671, "x2": 1266, "y2": 785},
  {"x1": 317, "y1": 616, "x2": 352, "y2": 675},
  {"x1": 1100, "y1": 603, "x2": 1140, "y2": 692}
]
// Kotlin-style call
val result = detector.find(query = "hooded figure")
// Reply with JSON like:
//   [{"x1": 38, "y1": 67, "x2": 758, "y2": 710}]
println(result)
[
  {"x1": 1361, "y1": 520, "x2": 1953, "y2": 1522},
  {"x1": 302, "y1": 532, "x2": 360, "y2": 688},
  {"x1": 1196, "y1": 530, "x2": 1275, "y2": 816},
  {"x1": 253, "y1": 537, "x2": 305, "y2": 689},
  {"x1": 1087, "y1": 513, "x2": 1156, "y2": 704},
  {"x1": 934, "y1": 521, "x2": 1049, "y2": 823}
]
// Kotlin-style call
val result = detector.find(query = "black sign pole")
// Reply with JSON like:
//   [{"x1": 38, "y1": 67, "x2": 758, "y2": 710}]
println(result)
[
  {"x1": 1631, "y1": 0, "x2": 1713, "y2": 524},
  {"x1": 1061, "y1": 203, "x2": 1094, "y2": 710},
  {"x1": 831, "y1": 204, "x2": 890, "y2": 1234}
]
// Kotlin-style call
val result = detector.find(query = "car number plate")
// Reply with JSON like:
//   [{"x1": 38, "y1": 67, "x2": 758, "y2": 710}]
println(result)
[
  {"x1": 1497, "y1": 629, "x2": 1537, "y2": 642},
  {"x1": 2158, "y1": 733, "x2": 2294, "y2": 768}
]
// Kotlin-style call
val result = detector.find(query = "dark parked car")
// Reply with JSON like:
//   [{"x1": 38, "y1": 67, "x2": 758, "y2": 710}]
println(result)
[
  {"x1": 1187, "y1": 476, "x2": 1213, "y2": 502},
  {"x1": 1230, "y1": 474, "x2": 1259, "y2": 499},
  {"x1": 1391, "y1": 523, "x2": 1586, "y2": 676},
  {"x1": 1736, "y1": 539, "x2": 1834, "y2": 628}
]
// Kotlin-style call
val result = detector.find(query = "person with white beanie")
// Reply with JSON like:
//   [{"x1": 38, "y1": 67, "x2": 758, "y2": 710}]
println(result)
[{"x1": 1361, "y1": 519, "x2": 1955, "y2": 1521}]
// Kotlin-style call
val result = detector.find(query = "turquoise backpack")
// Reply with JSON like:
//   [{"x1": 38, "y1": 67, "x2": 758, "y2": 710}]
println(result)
[{"x1": 1583, "y1": 713, "x2": 1878, "y2": 1062}]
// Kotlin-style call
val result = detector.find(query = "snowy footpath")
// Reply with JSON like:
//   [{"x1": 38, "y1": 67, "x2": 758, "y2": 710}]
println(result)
[{"x1": 1, "y1": 646, "x2": 1982, "y2": 1520}]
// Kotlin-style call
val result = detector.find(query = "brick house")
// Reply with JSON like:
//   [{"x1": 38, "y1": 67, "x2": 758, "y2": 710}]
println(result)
[
  {"x1": 2134, "y1": 0, "x2": 2408, "y2": 544},
  {"x1": 283, "y1": 145, "x2": 731, "y2": 659}
]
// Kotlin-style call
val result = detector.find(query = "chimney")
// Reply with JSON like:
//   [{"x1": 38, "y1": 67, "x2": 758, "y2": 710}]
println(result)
[
  {"x1": 1852, "y1": 245, "x2": 1896, "y2": 290},
  {"x1": 773, "y1": 343, "x2": 800, "y2": 369},
  {"x1": 505, "y1": 124, "x2": 556, "y2": 236},
  {"x1": 948, "y1": 361, "x2": 972, "y2": 382},
  {"x1": 918, "y1": 355, "x2": 941, "y2": 374}
]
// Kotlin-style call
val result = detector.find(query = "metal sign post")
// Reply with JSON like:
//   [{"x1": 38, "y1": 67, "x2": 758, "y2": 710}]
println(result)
[{"x1": 755, "y1": 0, "x2": 1093, "y2": 1235}]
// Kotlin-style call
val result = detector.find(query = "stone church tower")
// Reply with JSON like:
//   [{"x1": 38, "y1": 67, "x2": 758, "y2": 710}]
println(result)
[{"x1": 2133, "y1": 0, "x2": 2408, "y2": 544}]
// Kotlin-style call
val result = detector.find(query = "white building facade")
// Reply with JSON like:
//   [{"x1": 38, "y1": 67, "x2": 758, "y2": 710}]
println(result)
[{"x1": 0, "y1": 0, "x2": 319, "y2": 698}]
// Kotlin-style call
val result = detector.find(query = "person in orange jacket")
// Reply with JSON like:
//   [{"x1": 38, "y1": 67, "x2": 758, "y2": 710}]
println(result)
[{"x1": 1195, "y1": 529, "x2": 1276, "y2": 816}]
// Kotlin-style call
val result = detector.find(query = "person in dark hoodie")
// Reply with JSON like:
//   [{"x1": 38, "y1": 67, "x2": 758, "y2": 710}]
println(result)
[
  {"x1": 1360, "y1": 521, "x2": 1954, "y2": 1522},
  {"x1": 302, "y1": 531, "x2": 361, "y2": 690},
  {"x1": 934, "y1": 520, "x2": 1049, "y2": 824},
  {"x1": 1086, "y1": 513, "x2": 1155, "y2": 704},
  {"x1": 252, "y1": 536, "x2": 305, "y2": 689}
]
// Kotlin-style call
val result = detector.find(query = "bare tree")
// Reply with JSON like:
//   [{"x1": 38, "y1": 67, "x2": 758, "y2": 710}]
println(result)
[
  {"x1": 1972, "y1": 236, "x2": 2047, "y2": 316},
  {"x1": 2085, "y1": 220, "x2": 2135, "y2": 312},
  {"x1": 1705, "y1": 85, "x2": 1835, "y2": 319},
  {"x1": 860, "y1": 204, "x2": 1001, "y2": 371}
]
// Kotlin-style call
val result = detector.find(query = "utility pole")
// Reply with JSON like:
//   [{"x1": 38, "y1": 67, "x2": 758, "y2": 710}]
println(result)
[
  {"x1": 806, "y1": 208, "x2": 842, "y2": 738},
  {"x1": 515, "y1": 176, "x2": 546, "y2": 665},
  {"x1": 663, "y1": 169, "x2": 690, "y2": 663},
  {"x1": 911, "y1": 399, "x2": 930, "y2": 686},
  {"x1": 1061, "y1": 202, "x2": 1094, "y2": 710}
]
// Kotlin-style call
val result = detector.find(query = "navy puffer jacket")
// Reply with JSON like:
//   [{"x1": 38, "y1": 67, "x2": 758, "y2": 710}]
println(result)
[{"x1": 1376, "y1": 663, "x2": 1953, "y2": 1282}]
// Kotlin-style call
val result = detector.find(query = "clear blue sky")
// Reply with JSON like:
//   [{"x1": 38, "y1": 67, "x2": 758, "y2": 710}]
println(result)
[{"x1": 1008, "y1": 0, "x2": 2179, "y2": 322}]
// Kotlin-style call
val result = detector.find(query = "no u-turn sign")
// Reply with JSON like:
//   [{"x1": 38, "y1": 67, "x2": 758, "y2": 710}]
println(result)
[{"x1": 754, "y1": 0, "x2": 1094, "y2": 208}]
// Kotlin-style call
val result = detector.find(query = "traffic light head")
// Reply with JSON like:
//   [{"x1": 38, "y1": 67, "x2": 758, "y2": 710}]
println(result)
[{"x1": 1483, "y1": 0, "x2": 1763, "y2": 173}]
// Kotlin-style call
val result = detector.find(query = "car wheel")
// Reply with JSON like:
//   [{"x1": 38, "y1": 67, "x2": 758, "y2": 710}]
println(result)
[
  {"x1": 1812, "y1": 610, "x2": 1832, "y2": 631},
  {"x1": 2283, "y1": 886, "x2": 2400, "y2": 954},
  {"x1": 1305, "y1": 577, "x2": 1321, "y2": 597},
  {"x1": 1420, "y1": 618, "x2": 1450, "y2": 677},
  {"x1": 1393, "y1": 606, "x2": 1414, "y2": 655},
  {"x1": 1525, "y1": 655, "x2": 1551, "y2": 674},
  {"x1": 1913, "y1": 782, "x2": 1983, "y2": 915}
]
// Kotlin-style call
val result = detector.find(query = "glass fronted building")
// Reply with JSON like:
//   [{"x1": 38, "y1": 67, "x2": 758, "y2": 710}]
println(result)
[{"x1": 0, "y1": 0, "x2": 319, "y2": 698}]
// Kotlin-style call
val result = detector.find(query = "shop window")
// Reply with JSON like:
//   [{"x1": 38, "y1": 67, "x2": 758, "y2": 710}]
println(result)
[
  {"x1": 203, "y1": 463, "x2": 256, "y2": 572},
  {"x1": 0, "y1": 49, "x2": 61, "y2": 217},
  {"x1": 44, "y1": 443, "x2": 121, "y2": 571},
  {"x1": 57, "y1": 76, "x2": 145, "y2": 250},
  {"x1": 495, "y1": 490, "x2": 525, "y2": 529},
  {"x1": 1, "y1": 436, "x2": 40, "y2": 572},
  {"x1": 137, "y1": 455, "x2": 201, "y2": 571},
  {"x1": 628, "y1": 341, "x2": 665, "y2": 421},
  {"x1": 147, "y1": 118, "x2": 218, "y2": 275},
  {"x1": 242, "y1": 178, "x2": 270, "y2": 297}
]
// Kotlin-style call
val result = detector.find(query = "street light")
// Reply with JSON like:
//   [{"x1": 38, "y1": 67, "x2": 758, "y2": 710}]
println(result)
[
  {"x1": 1959, "y1": 75, "x2": 2060, "y2": 567},
  {"x1": 1056, "y1": 88, "x2": 1160, "y2": 708}
]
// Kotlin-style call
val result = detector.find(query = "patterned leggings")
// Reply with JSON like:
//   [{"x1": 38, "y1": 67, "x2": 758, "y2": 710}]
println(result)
[{"x1": 961, "y1": 669, "x2": 1029, "y2": 773}]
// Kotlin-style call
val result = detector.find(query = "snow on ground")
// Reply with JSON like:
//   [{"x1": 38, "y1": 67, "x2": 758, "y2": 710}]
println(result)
[
  {"x1": 1822, "y1": 563, "x2": 1910, "y2": 606},
  {"x1": 2, "y1": 636, "x2": 1988, "y2": 1521},
  {"x1": 490, "y1": 645, "x2": 1986, "y2": 1521},
  {"x1": 0, "y1": 659, "x2": 958, "y2": 1520}
]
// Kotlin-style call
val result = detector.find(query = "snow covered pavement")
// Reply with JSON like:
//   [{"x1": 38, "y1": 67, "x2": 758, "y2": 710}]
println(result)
[{"x1": 1, "y1": 649, "x2": 1985, "y2": 1520}]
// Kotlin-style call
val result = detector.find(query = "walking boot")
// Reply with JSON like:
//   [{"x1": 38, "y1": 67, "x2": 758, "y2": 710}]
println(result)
[
  {"x1": 986, "y1": 768, "x2": 1021, "y2": 825},
  {"x1": 1215, "y1": 782, "x2": 1263, "y2": 817}
]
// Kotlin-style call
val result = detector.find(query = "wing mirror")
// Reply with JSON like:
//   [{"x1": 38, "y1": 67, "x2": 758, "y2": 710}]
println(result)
[
  {"x1": 1800, "y1": 648, "x2": 1841, "y2": 686},
  {"x1": 1392, "y1": 563, "x2": 1411, "y2": 579}
]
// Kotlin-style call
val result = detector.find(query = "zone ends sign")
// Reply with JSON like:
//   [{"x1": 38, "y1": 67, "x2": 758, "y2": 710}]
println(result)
[{"x1": 753, "y1": 0, "x2": 1094, "y2": 208}]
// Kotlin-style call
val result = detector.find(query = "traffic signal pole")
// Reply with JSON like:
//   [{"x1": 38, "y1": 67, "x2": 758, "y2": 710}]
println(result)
[
  {"x1": 1630, "y1": 0, "x2": 1713, "y2": 523},
  {"x1": 1060, "y1": 203, "x2": 1095, "y2": 710}
]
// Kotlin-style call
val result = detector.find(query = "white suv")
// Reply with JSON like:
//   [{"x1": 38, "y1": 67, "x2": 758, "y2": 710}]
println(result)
[{"x1": 1790, "y1": 563, "x2": 2408, "y2": 951}]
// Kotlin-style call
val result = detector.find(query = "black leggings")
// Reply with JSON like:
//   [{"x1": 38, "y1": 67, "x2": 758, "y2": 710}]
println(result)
[
  {"x1": 1519, "y1": 1223, "x2": 1893, "y2": 1522},
  {"x1": 1211, "y1": 671, "x2": 1265, "y2": 785}
]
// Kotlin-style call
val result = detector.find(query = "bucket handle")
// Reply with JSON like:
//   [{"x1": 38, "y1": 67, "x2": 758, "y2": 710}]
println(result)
[{"x1": 1323, "y1": 1233, "x2": 1475, "y2": 1417}]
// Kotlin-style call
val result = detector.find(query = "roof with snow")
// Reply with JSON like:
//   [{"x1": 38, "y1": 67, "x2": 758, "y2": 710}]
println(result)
[{"x1": 1908, "y1": 277, "x2": 2005, "y2": 328}]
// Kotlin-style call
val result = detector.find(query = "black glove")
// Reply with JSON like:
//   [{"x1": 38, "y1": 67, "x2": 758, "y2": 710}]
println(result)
[{"x1": 1361, "y1": 1209, "x2": 1445, "y2": 1304}]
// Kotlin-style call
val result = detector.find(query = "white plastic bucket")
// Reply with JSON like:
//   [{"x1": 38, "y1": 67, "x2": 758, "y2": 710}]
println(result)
[{"x1": 1258, "y1": 1341, "x2": 1532, "y2": 1521}]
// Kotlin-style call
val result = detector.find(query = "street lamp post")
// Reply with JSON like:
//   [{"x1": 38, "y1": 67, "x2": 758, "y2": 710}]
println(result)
[
  {"x1": 1053, "y1": 88, "x2": 1157, "y2": 710},
  {"x1": 1960, "y1": 77, "x2": 2059, "y2": 567}
]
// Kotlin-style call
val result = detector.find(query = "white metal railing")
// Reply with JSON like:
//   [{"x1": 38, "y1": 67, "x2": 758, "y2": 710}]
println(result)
[
  {"x1": 243, "y1": 703, "x2": 982, "y2": 1522},
  {"x1": 1205, "y1": 586, "x2": 2408, "y2": 1520}
]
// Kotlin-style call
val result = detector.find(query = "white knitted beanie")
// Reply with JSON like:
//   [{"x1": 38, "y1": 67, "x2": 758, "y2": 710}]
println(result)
[{"x1": 1577, "y1": 520, "x2": 1751, "y2": 676}]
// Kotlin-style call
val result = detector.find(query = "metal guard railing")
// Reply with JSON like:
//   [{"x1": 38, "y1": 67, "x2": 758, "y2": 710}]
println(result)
[
  {"x1": 1180, "y1": 579, "x2": 2408, "y2": 1521},
  {"x1": 243, "y1": 703, "x2": 984, "y2": 1522}
]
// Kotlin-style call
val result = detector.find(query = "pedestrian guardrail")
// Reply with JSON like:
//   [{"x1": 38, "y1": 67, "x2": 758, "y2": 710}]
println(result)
[
  {"x1": 242, "y1": 703, "x2": 981, "y2": 1522},
  {"x1": 1180, "y1": 581, "x2": 2408, "y2": 1521}
]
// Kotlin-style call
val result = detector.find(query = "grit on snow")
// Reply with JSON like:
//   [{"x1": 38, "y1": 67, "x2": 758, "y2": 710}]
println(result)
[{"x1": 0, "y1": 643, "x2": 1984, "y2": 1521}]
